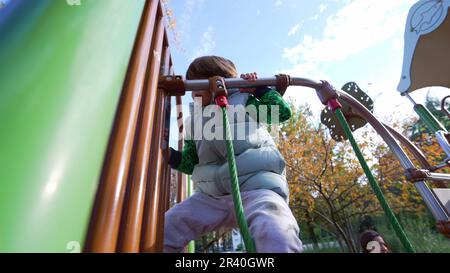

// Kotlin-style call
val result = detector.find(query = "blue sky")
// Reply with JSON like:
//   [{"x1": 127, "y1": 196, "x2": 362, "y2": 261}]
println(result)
[{"x1": 166, "y1": 0, "x2": 448, "y2": 131}]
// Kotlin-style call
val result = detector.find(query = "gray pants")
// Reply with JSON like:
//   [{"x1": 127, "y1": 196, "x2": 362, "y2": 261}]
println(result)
[{"x1": 164, "y1": 189, "x2": 303, "y2": 253}]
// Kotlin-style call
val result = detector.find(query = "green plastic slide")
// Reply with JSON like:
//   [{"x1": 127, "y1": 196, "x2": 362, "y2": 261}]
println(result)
[{"x1": 0, "y1": 0, "x2": 145, "y2": 252}]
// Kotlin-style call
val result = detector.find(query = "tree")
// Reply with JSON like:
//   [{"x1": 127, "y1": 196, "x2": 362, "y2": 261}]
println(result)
[
  {"x1": 408, "y1": 94, "x2": 450, "y2": 140},
  {"x1": 371, "y1": 134, "x2": 427, "y2": 213},
  {"x1": 404, "y1": 94, "x2": 449, "y2": 172},
  {"x1": 161, "y1": 0, "x2": 184, "y2": 52},
  {"x1": 278, "y1": 103, "x2": 429, "y2": 252},
  {"x1": 279, "y1": 104, "x2": 382, "y2": 252}
]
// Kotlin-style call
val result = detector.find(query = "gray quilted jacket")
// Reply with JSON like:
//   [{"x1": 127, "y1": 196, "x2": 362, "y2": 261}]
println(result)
[{"x1": 185, "y1": 90, "x2": 289, "y2": 202}]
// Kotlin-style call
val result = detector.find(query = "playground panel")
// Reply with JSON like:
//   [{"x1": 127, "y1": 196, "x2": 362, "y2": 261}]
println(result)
[{"x1": 0, "y1": 0, "x2": 147, "y2": 252}]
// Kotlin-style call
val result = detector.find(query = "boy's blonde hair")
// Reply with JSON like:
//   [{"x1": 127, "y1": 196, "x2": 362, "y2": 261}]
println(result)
[{"x1": 186, "y1": 55, "x2": 238, "y2": 80}]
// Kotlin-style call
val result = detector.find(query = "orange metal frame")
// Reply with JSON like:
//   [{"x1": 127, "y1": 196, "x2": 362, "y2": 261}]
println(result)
[{"x1": 84, "y1": 0, "x2": 185, "y2": 253}]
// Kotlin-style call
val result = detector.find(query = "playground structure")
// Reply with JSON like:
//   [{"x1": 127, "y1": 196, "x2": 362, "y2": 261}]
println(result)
[
  {"x1": 0, "y1": 0, "x2": 181, "y2": 253},
  {"x1": 0, "y1": 0, "x2": 449, "y2": 253}
]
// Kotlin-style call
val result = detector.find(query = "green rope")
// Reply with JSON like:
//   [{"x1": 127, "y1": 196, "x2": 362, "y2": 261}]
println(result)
[
  {"x1": 335, "y1": 108, "x2": 415, "y2": 253},
  {"x1": 221, "y1": 106, "x2": 256, "y2": 253}
]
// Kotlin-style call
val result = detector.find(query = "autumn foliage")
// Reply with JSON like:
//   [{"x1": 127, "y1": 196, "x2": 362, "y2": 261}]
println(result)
[{"x1": 277, "y1": 103, "x2": 444, "y2": 252}]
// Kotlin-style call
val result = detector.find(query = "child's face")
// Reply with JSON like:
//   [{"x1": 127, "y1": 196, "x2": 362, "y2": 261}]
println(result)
[{"x1": 192, "y1": 90, "x2": 212, "y2": 106}]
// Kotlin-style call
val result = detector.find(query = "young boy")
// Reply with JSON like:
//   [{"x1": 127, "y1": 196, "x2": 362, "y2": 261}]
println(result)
[{"x1": 164, "y1": 55, "x2": 302, "y2": 253}]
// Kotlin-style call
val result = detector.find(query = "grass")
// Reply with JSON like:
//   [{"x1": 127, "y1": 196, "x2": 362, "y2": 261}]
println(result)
[
  {"x1": 377, "y1": 214, "x2": 450, "y2": 253},
  {"x1": 301, "y1": 214, "x2": 450, "y2": 253},
  {"x1": 303, "y1": 247, "x2": 343, "y2": 253}
]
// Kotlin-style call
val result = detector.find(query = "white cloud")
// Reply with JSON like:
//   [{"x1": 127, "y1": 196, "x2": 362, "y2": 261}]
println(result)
[
  {"x1": 281, "y1": 0, "x2": 417, "y2": 120},
  {"x1": 191, "y1": 26, "x2": 216, "y2": 59},
  {"x1": 283, "y1": 0, "x2": 415, "y2": 70},
  {"x1": 280, "y1": 60, "x2": 331, "y2": 118},
  {"x1": 274, "y1": 0, "x2": 283, "y2": 7},
  {"x1": 309, "y1": 14, "x2": 319, "y2": 21},
  {"x1": 288, "y1": 23, "x2": 302, "y2": 36},
  {"x1": 392, "y1": 37, "x2": 404, "y2": 51},
  {"x1": 308, "y1": 2, "x2": 327, "y2": 20}
]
